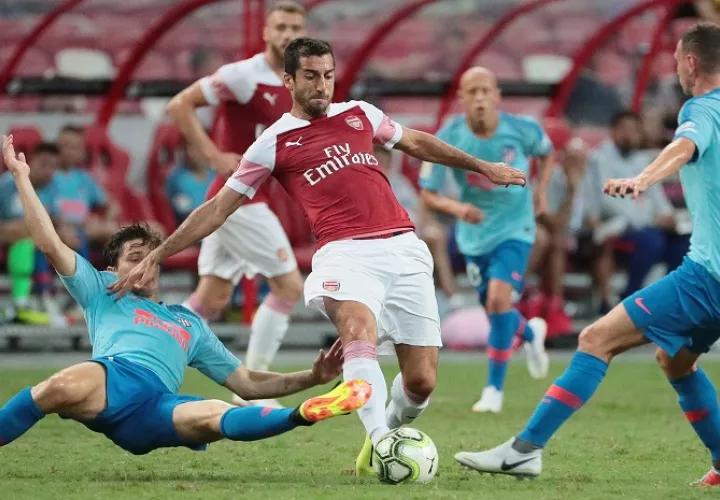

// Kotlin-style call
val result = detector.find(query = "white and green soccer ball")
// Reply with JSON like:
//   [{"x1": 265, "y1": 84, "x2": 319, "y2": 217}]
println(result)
[{"x1": 373, "y1": 427, "x2": 439, "y2": 484}]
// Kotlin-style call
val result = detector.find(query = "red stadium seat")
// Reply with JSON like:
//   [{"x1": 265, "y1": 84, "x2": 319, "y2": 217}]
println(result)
[
  {"x1": 1, "y1": 126, "x2": 43, "y2": 172},
  {"x1": 594, "y1": 51, "x2": 631, "y2": 86},
  {"x1": 0, "y1": 47, "x2": 53, "y2": 77},
  {"x1": 113, "y1": 49, "x2": 177, "y2": 80},
  {"x1": 471, "y1": 51, "x2": 522, "y2": 80},
  {"x1": 146, "y1": 123, "x2": 183, "y2": 235}
]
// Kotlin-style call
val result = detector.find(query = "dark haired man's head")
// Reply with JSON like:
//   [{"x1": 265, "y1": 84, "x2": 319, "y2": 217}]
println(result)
[
  {"x1": 264, "y1": 1, "x2": 307, "y2": 62},
  {"x1": 610, "y1": 110, "x2": 643, "y2": 156},
  {"x1": 57, "y1": 124, "x2": 85, "y2": 170},
  {"x1": 103, "y1": 223, "x2": 162, "y2": 298},
  {"x1": 28, "y1": 142, "x2": 59, "y2": 188},
  {"x1": 677, "y1": 23, "x2": 720, "y2": 95},
  {"x1": 283, "y1": 37, "x2": 335, "y2": 118}
]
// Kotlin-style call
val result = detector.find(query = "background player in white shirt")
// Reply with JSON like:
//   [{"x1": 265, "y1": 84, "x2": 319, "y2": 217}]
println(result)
[
  {"x1": 112, "y1": 37, "x2": 526, "y2": 476},
  {"x1": 166, "y1": 1, "x2": 306, "y2": 408}
]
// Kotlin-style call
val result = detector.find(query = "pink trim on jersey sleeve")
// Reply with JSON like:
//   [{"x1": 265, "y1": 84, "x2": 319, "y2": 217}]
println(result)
[
  {"x1": 209, "y1": 73, "x2": 236, "y2": 103},
  {"x1": 373, "y1": 115, "x2": 403, "y2": 148},
  {"x1": 225, "y1": 158, "x2": 271, "y2": 199}
]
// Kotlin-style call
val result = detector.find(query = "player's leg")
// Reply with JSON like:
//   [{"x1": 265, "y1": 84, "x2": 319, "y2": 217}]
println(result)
[
  {"x1": 172, "y1": 380, "x2": 371, "y2": 445},
  {"x1": 657, "y1": 347, "x2": 720, "y2": 486},
  {"x1": 0, "y1": 362, "x2": 106, "y2": 446},
  {"x1": 455, "y1": 303, "x2": 646, "y2": 477},
  {"x1": 324, "y1": 298, "x2": 390, "y2": 445},
  {"x1": 386, "y1": 345, "x2": 438, "y2": 429}
]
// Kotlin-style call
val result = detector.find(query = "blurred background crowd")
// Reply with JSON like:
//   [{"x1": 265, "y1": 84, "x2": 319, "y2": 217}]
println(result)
[{"x1": 0, "y1": 0, "x2": 711, "y2": 350}]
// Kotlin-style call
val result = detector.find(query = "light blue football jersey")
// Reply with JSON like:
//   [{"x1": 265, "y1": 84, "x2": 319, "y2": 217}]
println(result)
[
  {"x1": 54, "y1": 168, "x2": 107, "y2": 225},
  {"x1": 419, "y1": 112, "x2": 552, "y2": 256},
  {"x1": 674, "y1": 88, "x2": 720, "y2": 281},
  {"x1": 58, "y1": 253, "x2": 241, "y2": 392}
]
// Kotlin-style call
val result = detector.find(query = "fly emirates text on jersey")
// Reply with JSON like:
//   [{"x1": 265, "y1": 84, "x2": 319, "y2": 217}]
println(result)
[{"x1": 302, "y1": 143, "x2": 380, "y2": 187}]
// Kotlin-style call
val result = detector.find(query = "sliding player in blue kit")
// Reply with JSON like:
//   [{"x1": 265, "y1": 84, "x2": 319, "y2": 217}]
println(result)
[
  {"x1": 420, "y1": 66, "x2": 553, "y2": 414},
  {"x1": 455, "y1": 23, "x2": 720, "y2": 487},
  {"x1": 0, "y1": 134, "x2": 370, "y2": 457}
]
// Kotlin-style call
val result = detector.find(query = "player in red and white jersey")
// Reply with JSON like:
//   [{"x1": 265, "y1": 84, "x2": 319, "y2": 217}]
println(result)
[
  {"x1": 165, "y1": 1, "x2": 306, "y2": 408},
  {"x1": 112, "y1": 37, "x2": 526, "y2": 477}
]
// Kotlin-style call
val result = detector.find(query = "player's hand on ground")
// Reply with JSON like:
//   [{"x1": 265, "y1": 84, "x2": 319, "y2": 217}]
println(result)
[
  {"x1": 603, "y1": 176, "x2": 647, "y2": 199},
  {"x1": 311, "y1": 338, "x2": 344, "y2": 384},
  {"x1": 456, "y1": 203, "x2": 484, "y2": 224},
  {"x1": 2, "y1": 135, "x2": 30, "y2": 178},
  {"x1": 533, "y1": 191, "x2": 548, "y2": 217},
  {"x1": 107, "y1": 255, "x2": 160, "y2": 299},
  {"x1": 210, "y1": 151, "x2": 242, "y2": 179},
  {"x1": 483, "y1": 162, "x2": 526, "y2": 187}
]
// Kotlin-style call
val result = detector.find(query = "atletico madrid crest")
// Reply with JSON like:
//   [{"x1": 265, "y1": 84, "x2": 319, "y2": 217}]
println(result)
[
  {"x1": 502, "y1": 146, "x2": 517, "y2": 164},
  {"x1": 345, "y1": 116, "x2": 363, "y2": 130}
]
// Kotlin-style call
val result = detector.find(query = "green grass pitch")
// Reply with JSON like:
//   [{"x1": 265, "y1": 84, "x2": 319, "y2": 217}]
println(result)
[{"x1": 1, "y1": 357, "x2": 718, "y2": 499}]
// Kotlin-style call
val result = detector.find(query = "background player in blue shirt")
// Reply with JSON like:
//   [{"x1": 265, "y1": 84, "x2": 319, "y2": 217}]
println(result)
[
  {"x1": 165, "y1": 139, "x2": 215, "y2": 224},
  {"x1": 420, "y1": 67, "x2": 553, "y2": 414},
  {"x1": 456, "y1": 23, "x2": 720, "y2": 487},
  {"x1": 0, "y1": 134, "x2": 370, "y2": 458}
]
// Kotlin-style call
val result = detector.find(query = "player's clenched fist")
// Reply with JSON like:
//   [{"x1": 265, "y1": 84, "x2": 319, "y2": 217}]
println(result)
[
  {"x1": 2, "y1": 135, "x2": 30, "y2": 178},
  {"x1": 483, "y1": 162, "x2": 527, "y2": 187},
  {"x1": 456, "y1": 203, "x2": 484, "y2": 224}
]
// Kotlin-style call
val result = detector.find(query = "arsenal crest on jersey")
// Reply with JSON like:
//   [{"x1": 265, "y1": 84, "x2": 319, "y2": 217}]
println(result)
[
  {"x1": 323, "y1": 281, "x2": 341, "y2": 292},
  {"x1": 345, "y1": 116, "x2": 363, "y2": 131},
  {"x1": 502, "y1": 146, "x2": 517, "y2": 164}
]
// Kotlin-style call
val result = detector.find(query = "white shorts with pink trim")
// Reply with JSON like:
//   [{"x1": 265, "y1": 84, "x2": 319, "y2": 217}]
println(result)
[
  {"x1": 304, "y1": 232, "x2": 442, "y2": 355},
  {"x1": 197, "y1": 203, "x2": 297, "y2": 284}
]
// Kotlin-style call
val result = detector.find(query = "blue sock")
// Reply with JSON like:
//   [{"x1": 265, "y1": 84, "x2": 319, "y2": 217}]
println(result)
[
  {"x1": 219, "y1": 407, "x2": 303, "y2": 441},
  {"x1": 518, "y1": 351, "x2": 608, "y2": 447},
  {"x1": 0, "y1": 387, "x2": 45, "y2": 446},
  {"x1": 487, "y1": 311, "x2": 517, "y2": 391},
  {"x1": 513, "y1": 309, "x2": 534, "y2": 343},
  {"x1": 670, "y1": 368, "x2": 720, "y2": 461}
]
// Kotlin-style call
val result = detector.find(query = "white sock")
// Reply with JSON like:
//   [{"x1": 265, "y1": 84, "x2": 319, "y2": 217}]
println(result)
[
  {"x1": 245, "y1": 294, "x2": 294, "y2": 371},
  {"x1": 385, "y1": 372, "x2": 429, "y2": 429},
  {"x1": 343, "y1": 341, "x2": 390, "y2": 445}
]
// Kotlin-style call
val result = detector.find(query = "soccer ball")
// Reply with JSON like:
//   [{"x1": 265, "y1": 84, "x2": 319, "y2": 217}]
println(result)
[{"x1": 373, "y1": 427, "x2": 439, "y2": 484}]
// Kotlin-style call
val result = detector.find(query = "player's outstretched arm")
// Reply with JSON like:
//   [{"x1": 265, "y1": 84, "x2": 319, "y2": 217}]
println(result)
[
  {"x1": 1, "y1": 135, "x2": 75, "y2": 276},
  {"x1": 224, "y1": 340, "x2": 344, "y2": 400},
  {"x1": 395, "y1": 127, "x2": 526, "y2": 187},
  {"x1": 108, "y1": 186, "x2": 246, "y2": 297},
  {"x1": 604, "y1": 137, "x2": 696, "y2": 198},
  {"x1": 167, "y1": 82, "x2": 239, "y2": 178}
]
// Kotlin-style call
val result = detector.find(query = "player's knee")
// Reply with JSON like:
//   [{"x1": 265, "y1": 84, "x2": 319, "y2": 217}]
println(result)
[
  {"x1": 339, "y1": 314, "x2": 375, "y2": 342},
  {"x1": 403, "y1": 372, "x2": 436, "y2": 401},
  {"x1": 486, "y1": 293, "x2": 512, "y2": 314},
  {"x1": 269, "y1": 271, "x2": 303, "y2": 304},
  {"x1": 33, "y1": 372, "x2": 87, "y2": 412},
  {"x1": 655, "y1": 348, "x2": 694, "y2": 379},
  {"x1": 577, "y1": 322, "x2": 611, "y2": 357},
  {"x1": 200, "y1": 288, "x2": 233, "y2": 315}
]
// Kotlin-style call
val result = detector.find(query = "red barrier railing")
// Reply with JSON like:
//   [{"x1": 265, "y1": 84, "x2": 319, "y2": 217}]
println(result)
[
  {"x1": 546, "y1": 0, "x2": 680, "y2": 118},
  {"x1": 0, "y1": 0, "x2": 86, "y2": 93},
  {"x1": 434, "y1": 0, "x2": 563, "y2": 131},
  {"x1": 631, "y1": 0, "x2": 684, "y2": 111}
]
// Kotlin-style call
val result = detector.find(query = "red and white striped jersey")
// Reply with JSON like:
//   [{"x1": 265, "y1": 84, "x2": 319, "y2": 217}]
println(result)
[
  {"x1": 226, "y1": 100, "x2": 414, "y2": 249},
  {"x1": 199, "y1": 53, "x2": 292, "y2": 203}
]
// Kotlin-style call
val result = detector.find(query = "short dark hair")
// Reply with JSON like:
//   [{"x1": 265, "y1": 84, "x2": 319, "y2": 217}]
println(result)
[
  {"x1": 610, "y1": 110, "x2": 641, "y2": 129},
  {"x1": 268, "y1": 0, "x2": 306, "y2": 18},
  {"x1": 32, "y1": 142, "x2": 59, "y2": 156},
  {"x1": 681, "y1": 22, "x2": 720, "y2": 75},
  {"x1": 284, "y1": 37, "x2": 334, "y2": 76},
  {"x1": 59, "y1": 125, "x2": 83, "y2": 136},
  {"x1": 102, "y1": 222, "x2": 162, "y2": 268}
]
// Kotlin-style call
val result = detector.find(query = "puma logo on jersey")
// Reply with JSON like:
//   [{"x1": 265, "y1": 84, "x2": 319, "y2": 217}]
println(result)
[
  {"x1": 263, "y1": 92, "x2": 278, "y2": 106},
  {"x1": 285, "y1": 137, "x2": 303, "y2": 147}
]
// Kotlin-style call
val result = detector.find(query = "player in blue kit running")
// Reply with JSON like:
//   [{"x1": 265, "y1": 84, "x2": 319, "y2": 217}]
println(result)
[
  {"x1": 455, "y1": 23, "x2": 720, "y2": 487},
  {"x1": 420, "y1": 67, "x2": 553, "y2": 414},
  {"x1": 0, "y1": 134, "x2": 370, "y2": 457}
]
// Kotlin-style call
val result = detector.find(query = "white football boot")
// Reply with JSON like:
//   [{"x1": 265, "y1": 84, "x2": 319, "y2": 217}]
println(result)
[
  {"x1": 525, "y1": 317, "x2": 550, "y2": 380},
  {"x1": 472, "y1": 386, "x2": 504, "y2": 414},
  {"x1": 455, "y1": 437, "x2": 542, "y2": 479}
]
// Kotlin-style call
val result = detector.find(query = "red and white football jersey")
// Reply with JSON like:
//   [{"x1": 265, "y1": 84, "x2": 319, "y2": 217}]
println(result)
[
  {"x1": 199, "y1": 53, "x2": 292, "y2": 203},
  {"x1": 225, "y1": 101, "x2": 415, "y2": 249}
]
